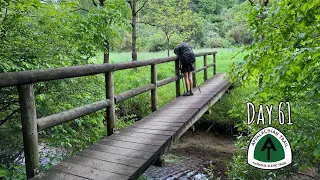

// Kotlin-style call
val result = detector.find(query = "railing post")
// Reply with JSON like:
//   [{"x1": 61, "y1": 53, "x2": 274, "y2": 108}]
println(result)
[
  {"x1": 192, "y1": 61, "x2": 196, "y2": 88},
  {"x1": 203, "y1": 55, "x2": 207, "y2": 81},
  {"x1": 151, "y1": 64, "x2": 157, "y2": 112},
  {"x1": 175, "y1": 60, "x2": 180, "y2": 97},
  {"x1": 213, "y1": 53, "x2": 216, "y2": 75},
  {"x1": 18, "y1": 84, "x2": 39, "y2": 179},
  {"x1": 106, "y1": 71, "x2": 115, "y2": 136}
]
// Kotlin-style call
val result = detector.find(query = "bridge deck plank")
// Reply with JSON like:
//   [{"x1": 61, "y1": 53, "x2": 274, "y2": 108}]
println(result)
[
  {"x1": 54, "y1": 162, "x2": 129, "y2": 180},
  {"x1": 117, "y1": 131, "x2": 172, "y2": 140},
  {"x1": 78, "y1": 149, "x2": 146, "y2": 168},
  {"x1": 31, "y1": 73, "x2": 231, "y2": 180},
  {"x1": 120, "y1": 127, "x2": 177, "y2": 136},
  {"x1": 129, "y1": 123, "x2": 181, "y2": 131},
  {"x1": 89, "y1": 143, "x2": 154, "y2": 160},
  {"x1": 65, "y1": 155, "x2": 137, "y2": 176},
  {"x1": 139, "y1": 115, "x2": 189, "y2": 122},
  {"x1": 98, "y1": 139, "x2": 160, "y2": 152},
  {"x1": 107, "y1": 134, "x2": 168, "y2": 146},
  {"x1": 31, "y1": 170, "x2": 88, "y2": 180},
  {"x1": 134, "y1": 120, "x2": 184, "y2": 127}
]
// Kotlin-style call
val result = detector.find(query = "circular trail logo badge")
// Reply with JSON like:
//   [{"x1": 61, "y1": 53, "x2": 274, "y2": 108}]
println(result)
[{"x1": 247, "y1": 127, "x2": 292, "y2": 169}]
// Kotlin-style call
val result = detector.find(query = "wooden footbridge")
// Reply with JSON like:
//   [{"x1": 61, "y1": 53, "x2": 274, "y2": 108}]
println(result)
[{"x1": 0, "y1": 51, "x2": 231, "y2": 180}]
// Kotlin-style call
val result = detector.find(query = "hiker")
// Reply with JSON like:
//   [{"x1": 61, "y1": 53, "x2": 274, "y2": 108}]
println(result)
[{"x1": 174, "y1": 42, "x2": 195, "y2": 96}]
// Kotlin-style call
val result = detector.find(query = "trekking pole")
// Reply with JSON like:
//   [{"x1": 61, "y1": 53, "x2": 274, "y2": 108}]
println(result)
[
  {"x1": 181, "y1": 70, "x2": 186, "y2": 94},
  {"x1": 195, "y1": 77, "x2": 201, "y2": 93}
]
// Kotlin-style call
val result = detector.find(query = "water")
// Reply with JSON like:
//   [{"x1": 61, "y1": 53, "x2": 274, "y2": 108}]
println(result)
[
  {"x1": 142, "y1": 129, "x2": 236, "y2": 180},
  {"x1": 16, "y1": 143, "x2": 69, "y2": 167}
]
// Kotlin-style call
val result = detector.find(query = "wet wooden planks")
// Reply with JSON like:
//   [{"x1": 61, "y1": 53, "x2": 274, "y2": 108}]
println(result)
[{"x1": 31, "y1": 73, "x2": 231, "y2": 180}]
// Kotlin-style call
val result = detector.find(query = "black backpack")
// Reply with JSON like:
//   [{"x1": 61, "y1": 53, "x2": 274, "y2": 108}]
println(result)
[{"x1": 174, "y1": 43, "x2": 195, "y2": 65}]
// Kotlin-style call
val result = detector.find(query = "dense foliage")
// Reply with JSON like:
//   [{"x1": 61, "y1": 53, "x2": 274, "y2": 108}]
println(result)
[
  {"x1": 143, "y1": 0, "x2": 202, "y2": 56},
  {"x1": 0, "y1": 0, "x2": 129, "y2": 178},
  {"x1": 135, "y1": 0, "x2": 251, "y2": 52},
  {"x1": 228, "y1": 0, "x2": 320, "y2": 179}
]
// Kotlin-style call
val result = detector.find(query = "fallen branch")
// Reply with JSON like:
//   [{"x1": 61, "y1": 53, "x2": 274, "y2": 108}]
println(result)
[
  {"x1": 0, "y1": 109, "x2": 18, "y2": 126},
  {"x1": 206, "y1": 123, "x2": 215, "y2": 132}
]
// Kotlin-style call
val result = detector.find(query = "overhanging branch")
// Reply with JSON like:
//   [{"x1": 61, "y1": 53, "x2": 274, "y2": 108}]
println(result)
[
  {"x1": 127, "y1": 0, "x2": 132, "y2": 9},
  {"x1": 0, "y1": 109, "x2": 18, "y2": 126},
  {"x1": 135, "y1": 0, "x2": 148, "y2": 14},
  {"x1": 91, "y1": 0, "x2": 98, "y2": 7},
  {"x1": 137, "y1": 21, "x2": 176, "y2": 28},
  {"x1": 70, "y1": 8, "x2": 89, "y2": 12}
]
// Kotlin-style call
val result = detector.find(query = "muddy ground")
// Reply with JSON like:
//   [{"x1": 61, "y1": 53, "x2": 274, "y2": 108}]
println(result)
[{"x1": 143, "y1": 123, "x2": 236, "y2": 180}]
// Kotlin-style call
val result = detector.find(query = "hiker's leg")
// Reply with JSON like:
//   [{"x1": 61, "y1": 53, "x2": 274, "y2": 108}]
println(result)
[
  {"x1": 188, "y1": 71, "x2": 193, "y2": 92},
  {"x1": 184, "y1": 72, "x2": 190, "y2": 92}
]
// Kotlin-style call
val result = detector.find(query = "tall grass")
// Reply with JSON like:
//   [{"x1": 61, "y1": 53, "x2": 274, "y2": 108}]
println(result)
[
  {"x1": 89, "y1": 48, "x2": 246, "y2": 119},
  {"x1": 91, "y1": 48, "x2": 245, "y2": 72}
]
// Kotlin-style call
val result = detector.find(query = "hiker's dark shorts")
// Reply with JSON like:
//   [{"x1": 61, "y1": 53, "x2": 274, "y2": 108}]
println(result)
[{"x1": 181, "y1": 63, "x2": 194, "y2": 73}]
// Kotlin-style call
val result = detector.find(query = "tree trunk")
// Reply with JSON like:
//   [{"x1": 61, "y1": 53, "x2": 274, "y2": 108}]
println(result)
[
  {"x1": 165, "y1": 32, "x2": 170, "y2": 57},
  {"x1": 131, "y1": 0, "x2": 137, "y2": 63},
  {"x1": 104, "y1": 41, "x2": 110, "y2": 63}
]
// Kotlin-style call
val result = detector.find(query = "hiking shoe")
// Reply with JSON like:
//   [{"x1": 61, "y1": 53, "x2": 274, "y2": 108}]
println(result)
[
  {"x1": 189, "y1": 91, "x2": 193, "y2": 96},
  {"x1": 182, "y1": 92, "x2": 190, "y2": 96}
]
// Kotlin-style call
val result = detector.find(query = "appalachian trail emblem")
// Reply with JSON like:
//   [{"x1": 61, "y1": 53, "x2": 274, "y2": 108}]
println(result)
[{"x1": 247, "y1": 127, "x2": 292, "y2": 169}]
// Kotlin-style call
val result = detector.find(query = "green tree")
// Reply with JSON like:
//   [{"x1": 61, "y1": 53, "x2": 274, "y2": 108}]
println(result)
[
  {"x1": 145, "y1": 0, "x2": 202, "y2": 56},
  {"x1": 80, "y1": 0, "x2": 130, "y2": 63},
  {"x1": 230, "y1": 0, "x2": 320, "y2": 102},
  {"x1": 127, "y1": 0, "x2": 148, "y2": 63},
  {"x1": 0, "y1": 0, "x2": 130, "y2": 178},
  {"x1": 191, "y1": 0, "x2": 236, "y2": 22},
  {"x1": 228, "y1": 0, "x2": 320, "y2": 178}
]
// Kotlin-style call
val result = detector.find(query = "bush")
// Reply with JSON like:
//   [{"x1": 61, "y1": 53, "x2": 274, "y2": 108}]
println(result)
[
  {"x1": 148, "y1": 37, "x2": 167, "y2": 52},
  {"x1": 203, "y1": 85, "x2": 254, "y2": 127},
  {"x1": 225, "y1": 84, "x2": 320, "y2": 179},
  {"x1": 137, "y1": 25, "x2": 167, "y2": 52},
  {"x1": 226, "y1": 25, "x2": 253, "y2": 45},
  {"x1": 204, "y1": 36, "x2": 232, "y2": 48}
]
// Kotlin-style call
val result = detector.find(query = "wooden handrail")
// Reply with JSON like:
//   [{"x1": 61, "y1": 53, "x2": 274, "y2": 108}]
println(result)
[
  {"x1": 115, "y1": 84, "x2": 156, "y2": 103},
  {"x1": 37, "y1": 99, "x2": 111, "y2": 131},
  {"x1": 204, "y1": 55, "x2": 208, "y2": 81},
  {"x1": 7, "y1": 51, "x2": 217, "y2": 179},
  {"x1": 0, "y1": 52, "x2": 216, "y2": 87}
]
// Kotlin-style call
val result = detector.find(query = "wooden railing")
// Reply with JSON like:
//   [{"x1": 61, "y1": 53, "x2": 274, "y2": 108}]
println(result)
[{"x1": 0, "y1": 51, "x2": 217, "y2": 179}]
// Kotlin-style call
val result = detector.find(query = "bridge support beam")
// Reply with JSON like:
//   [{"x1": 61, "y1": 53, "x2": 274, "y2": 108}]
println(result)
[
  {"x1": 213, "y1": 54, "x2": 216, "y2": 75},
  {"x1": 203, "y1": 55, "x2": 207, "y2": 81},
  {"x1": 151, "y1": 64, "x2": 157, "y2": 111},
  {"x1": 106, "y1": 72, "x2": 115, "y2": 136},
  {"x1": 175, "y1": 60, "x2": 180, "y2": 97},
  {"x1": 18, "y1": 84, "x2": 39, "y2": 179},
  {"x1": 153, "y1": 155, "x2": 165, "y2": 167}
]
